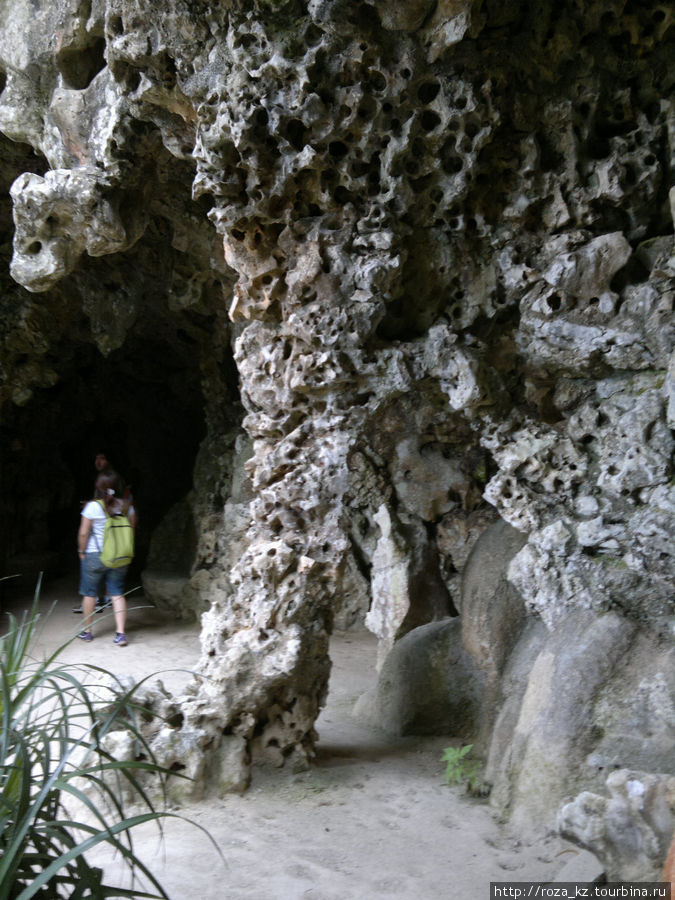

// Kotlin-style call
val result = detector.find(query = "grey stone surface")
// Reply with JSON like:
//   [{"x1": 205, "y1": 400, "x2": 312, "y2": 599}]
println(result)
[
  {"x1": 460, "y1": 519, "x2": 528, "y2": 676},
  {"x1": 353, "y1": 618, "x2": 484, "y2": 738},
  {"x1": 484, "y1": 611, "x2": 675, "y2": 853},
  {"x1": 458, "y1": 518, "x2": 529, "y2": 751},
  {"x1": 487, "y1": 609, "x2": 639, "y2": 833}
]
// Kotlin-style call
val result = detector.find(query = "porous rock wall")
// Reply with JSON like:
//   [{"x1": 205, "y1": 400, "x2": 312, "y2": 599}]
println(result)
[{"x1": 0, "y1": 0, "x2": 673, "y2": 863}]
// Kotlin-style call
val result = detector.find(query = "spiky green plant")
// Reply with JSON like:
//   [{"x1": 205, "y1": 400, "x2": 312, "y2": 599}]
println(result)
[{"x1": 0, "y1": 576, "x2": 217, "y2": 899}]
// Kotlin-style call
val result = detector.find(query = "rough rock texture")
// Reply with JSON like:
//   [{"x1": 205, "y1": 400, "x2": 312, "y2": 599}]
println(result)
[
  {"x1": 353, "y1": 617, "x2": 485, "y2": 737},
  {"x1": 559, "y1": 770, "x2": 675, "y2": 882},
  {"x1": 354, "y1": 520, "x2": 527, "y2": 745},
  {"x1": 0, "y1": 0, "x2": 673, "y2": 877},
  {"x1": 460, "y1": 519, "x2": 528, "y2": 748}
]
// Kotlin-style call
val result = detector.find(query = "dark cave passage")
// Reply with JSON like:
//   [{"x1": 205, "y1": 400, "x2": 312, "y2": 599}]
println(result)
[{"x1": 0, "y1": 332, "x2": 207, "y2": 590}]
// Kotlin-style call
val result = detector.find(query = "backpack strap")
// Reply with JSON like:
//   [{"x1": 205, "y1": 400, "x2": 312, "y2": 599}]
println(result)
[{"x1": 92, "y1": 499, "x2": 108, "y2": 554}]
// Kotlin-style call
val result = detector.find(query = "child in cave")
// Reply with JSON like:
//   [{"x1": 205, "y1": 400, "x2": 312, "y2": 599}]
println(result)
[{"x1": 76, "y1": 470, "x2": 137, "y2": 646}]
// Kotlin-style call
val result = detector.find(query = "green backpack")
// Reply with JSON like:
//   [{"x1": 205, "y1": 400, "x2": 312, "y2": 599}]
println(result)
[{"x1": 96, "y1": 500, "x2": 135, "y2": 568}]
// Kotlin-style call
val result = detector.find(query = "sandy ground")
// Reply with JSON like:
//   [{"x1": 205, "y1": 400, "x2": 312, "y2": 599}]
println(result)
[{"x1": 3, "y1": 574, "x2": 583, "y2": 900}]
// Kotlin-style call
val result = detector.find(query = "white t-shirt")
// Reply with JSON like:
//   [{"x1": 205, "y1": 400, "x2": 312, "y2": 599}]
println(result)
[
  {"x1": 82, "y1": 501, "x2": 106, "y2": 553},
  {"x1": 82, "y1": 501, "x2": 135, "y2": 554}
]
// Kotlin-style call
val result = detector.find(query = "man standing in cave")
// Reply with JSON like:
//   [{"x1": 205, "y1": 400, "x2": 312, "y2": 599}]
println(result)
[{"x1": 93, "y1": 451, "x2": 112, "y2": 477}]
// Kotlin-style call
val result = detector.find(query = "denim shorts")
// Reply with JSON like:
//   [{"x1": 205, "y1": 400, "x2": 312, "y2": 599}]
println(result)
[{"x1": 79, "y1": 553, "x2": 128, "y2": 597}]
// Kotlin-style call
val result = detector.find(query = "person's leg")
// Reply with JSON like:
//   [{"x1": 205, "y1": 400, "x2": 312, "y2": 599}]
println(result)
[
  {"x1": 112, "y1": 595, "x2": 126, "y2": 635},
  {"x1": 80, "y1": 595, "x2": 96, "y2": 637},
  {"x1": 78, "y1": 553, "x2": 103, "y2": 639},
  {"x1": 106, "y1": 565, "x2": 129, "y2": 645}
]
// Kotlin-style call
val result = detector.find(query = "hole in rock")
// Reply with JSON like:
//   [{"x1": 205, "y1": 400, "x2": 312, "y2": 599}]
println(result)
[
  {"x1": 57, "y1": 37, "x2": 107, "y2": 90},
  {"x1": 328, "y1": 141, "x2": 349, "y2": 159},
  {"x1": 417, "y1": 81, "x2": 440, "y2": 104},
  {"x1": 367, "y1": 69, "x2": 387, "y2": 93},
  {"x1": 304, "y1": 24, "x2": 323, "y2": 47},
  {"x1": 254, "y1": 108, "x2": 269, "y2": 127},
  {"x1": 113, "y1": 62, "x2": 140, "y2": 92},
  {"x1": 285, "y1": 119, "x2": 307, "y2": 152},
  {"x1": 357, "y1": 96, "x2": 378, "y2": 119},
  {"x1": 333, "y1": 184, "x2": 354, "y2": 205},
  {"x1": 538, "y1": 134, "x2": 562, "y2": 172},
  {"x1": 0, "y1": 330, "x2": 212, "y2": 586},
  {"x1": 441, "y1": 151, "x2": 463, "y2": 175},
  {"x1": 420, "y1": 110, "x2": 441, "y2": 132},
  {"x1": 234, "y1": 32, "x2": 258, "y2": 50}
]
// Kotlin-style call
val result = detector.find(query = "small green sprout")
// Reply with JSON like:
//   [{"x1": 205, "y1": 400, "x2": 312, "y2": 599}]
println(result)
[{"x1": 441, "y1": 744, "x2": 488, "y2": 796}]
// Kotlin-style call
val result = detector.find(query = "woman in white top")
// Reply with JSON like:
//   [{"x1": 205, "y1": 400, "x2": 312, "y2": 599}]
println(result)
[{"x1": 77, "y1": 471, "x2": 137, "y2": 645}]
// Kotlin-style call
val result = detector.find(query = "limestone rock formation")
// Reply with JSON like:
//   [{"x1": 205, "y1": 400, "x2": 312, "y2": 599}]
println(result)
[
  {"x1": 559, "y1": 770, "x2": 675, "y2": 882},
  {"x1": 353, "y1": 617, "x2": 485, "y2": 738},
  {"x1": 0, "y1": 0, "x2": 673, "y2": 876}
]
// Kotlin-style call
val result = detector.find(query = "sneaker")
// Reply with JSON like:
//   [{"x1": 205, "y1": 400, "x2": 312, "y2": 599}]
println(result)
[
  {"x1": 72, "y1": 604, "x2": 83, "y2": 613},
  {"x1": 77, "y1": 631, "x2": 93, "y2": 642},
  {"x1": 113, "y1": 633, "x2": 128, "y2": 647}
]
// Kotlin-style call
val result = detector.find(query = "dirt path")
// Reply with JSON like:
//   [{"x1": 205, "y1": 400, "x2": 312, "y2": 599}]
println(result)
[{"x1": 4, "y1": 576, "x2": 579, "y2": 899}]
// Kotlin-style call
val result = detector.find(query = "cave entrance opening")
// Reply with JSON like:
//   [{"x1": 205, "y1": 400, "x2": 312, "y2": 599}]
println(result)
[{"x1": 0, "y1": 330, "x2": 207, "y2": 594}]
